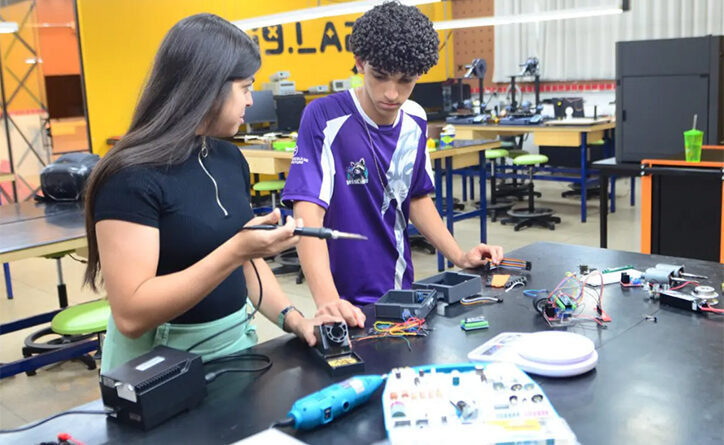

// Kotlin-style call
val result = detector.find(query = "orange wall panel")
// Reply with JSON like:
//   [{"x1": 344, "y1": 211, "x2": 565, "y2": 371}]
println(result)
[{"x1": 37, "y1": 0, "x2": 80, "y2": 76}]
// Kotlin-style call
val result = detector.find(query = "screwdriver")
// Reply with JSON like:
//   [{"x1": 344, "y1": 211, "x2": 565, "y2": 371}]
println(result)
[{"x1": 243, "y1": 225, "x2": 368, "y2": 240}]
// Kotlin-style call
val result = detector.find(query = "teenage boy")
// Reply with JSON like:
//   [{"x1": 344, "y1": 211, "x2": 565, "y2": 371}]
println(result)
[{"x1": 282, "y1": 1, "x2": 503, "y2": 327}]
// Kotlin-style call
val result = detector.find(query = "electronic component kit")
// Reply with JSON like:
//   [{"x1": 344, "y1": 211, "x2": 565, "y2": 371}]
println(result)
[{"x1": 382, "y1": 362, "x2": 577, "y2": 444}]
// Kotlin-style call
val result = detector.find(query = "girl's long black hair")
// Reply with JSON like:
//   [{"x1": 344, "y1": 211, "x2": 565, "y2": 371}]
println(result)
[{"x1": 84, "y1": 13, "x2": 260, "y2": 290}]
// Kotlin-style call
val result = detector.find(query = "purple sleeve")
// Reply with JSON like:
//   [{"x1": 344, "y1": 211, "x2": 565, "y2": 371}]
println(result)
[
  {"x1": 409, "y1": 122, "x2": 435, "y2": 198},
  {"x1": 282, "y1": 100, "x2": 330, "y2": 210}
]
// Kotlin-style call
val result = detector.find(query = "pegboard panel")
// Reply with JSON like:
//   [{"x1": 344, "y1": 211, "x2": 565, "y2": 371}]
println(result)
[{"x1": 451, "y1": 0, "x2": 495, "y2": 90}]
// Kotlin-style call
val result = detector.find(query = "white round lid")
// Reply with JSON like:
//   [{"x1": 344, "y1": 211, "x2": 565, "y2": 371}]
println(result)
[{"x1": 516, "y1": 331, "x2": 596, "y2": 365}]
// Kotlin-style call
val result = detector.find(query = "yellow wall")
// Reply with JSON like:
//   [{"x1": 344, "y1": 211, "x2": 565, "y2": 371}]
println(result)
[{"x1": 76, "y1": 0, "x2": 453, "y2": 155}]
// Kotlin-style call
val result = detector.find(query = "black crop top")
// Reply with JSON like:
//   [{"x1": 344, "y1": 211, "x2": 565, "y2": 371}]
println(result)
[{"x1": 94, "y1": 137, "x2": 254, "y2": 324}]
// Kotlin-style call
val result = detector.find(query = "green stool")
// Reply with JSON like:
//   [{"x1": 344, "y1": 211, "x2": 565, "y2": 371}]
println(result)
[
  {"x1": 485, "y1": 148, "x2": 509, "y2": 159},
  {"x1": 497, "y1": 148, "x2": 534, "y2": 201},
  {"x1": 52, "y1": 299, "x2": 110, "y2": 335},
  {"x1": 22, "y1": 299, "x2": 110, "y2": 375},
  {"x1": 484, "y1": 149, "x2": 515, "y2": 221},
  {"x1": 506, "y1": 148, "x2": 530, "y2": 158},
  {"x1": 500, "y1": 154, "x2": 561, "y2": 231},
  {"x1": 253, "y1": 179, "x2": 286, "y2": 209}
]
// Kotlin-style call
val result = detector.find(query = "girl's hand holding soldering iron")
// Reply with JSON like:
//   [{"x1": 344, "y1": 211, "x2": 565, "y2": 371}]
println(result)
[{"x1": 233, "y1": 209, "x2": 301, "y2": 262}]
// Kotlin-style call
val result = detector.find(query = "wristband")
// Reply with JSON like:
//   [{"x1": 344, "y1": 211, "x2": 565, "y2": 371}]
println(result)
[{"x1": 277, "y1": 305, "x2": 302, "y2": 332}]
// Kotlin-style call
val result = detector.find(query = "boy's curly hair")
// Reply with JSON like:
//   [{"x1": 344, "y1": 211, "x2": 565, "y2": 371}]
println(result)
[{"x1": 349, "y1": 1, "x2": 439, "y2": 76}]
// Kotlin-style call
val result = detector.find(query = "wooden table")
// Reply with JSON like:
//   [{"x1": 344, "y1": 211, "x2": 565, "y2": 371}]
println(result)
[
  {"x1": 453, "y1": 122, "x2": 616, "y2": 222},
  {"x1": 240, "y1": 146, "x2": 294, "y2": 175},
  {"x1": 237, "y1": 139, "x2": 502, "y2": 271}
]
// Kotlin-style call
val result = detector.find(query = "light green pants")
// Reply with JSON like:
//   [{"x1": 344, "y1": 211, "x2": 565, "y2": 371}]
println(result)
[{"x1": 100, "y1": 304, "x2": 257, "y2": 374}]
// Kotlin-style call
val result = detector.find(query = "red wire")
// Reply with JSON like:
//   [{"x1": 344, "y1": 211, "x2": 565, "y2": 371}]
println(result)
[
  {"x1": 573, "y1": 316, "x2": 605, "y2": 326},
  {"x1": 700, "y1": 305, "x2": 724, "y2": 314},
  {"x1": 669, "y1": 281, "x2": 698, "y2": 291}
]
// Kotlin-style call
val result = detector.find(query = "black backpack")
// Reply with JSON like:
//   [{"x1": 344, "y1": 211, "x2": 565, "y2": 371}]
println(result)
[{"x1": 40, "y1": 153, "x2": 100, "y2": 201}]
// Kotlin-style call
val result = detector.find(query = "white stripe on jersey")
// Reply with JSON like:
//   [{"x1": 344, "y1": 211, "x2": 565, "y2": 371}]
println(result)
[
  {"x1": 383, "y1": 112, "x2": 423, "y2": 289},
  {"x1": 401, "y1": 99, "x2": 434, "y2": 187},
  {"x1": 319, "y1": 114, "x2": 350, "y2": 205}
]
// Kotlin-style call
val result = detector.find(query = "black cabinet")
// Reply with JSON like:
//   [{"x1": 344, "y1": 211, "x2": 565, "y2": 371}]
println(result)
[
  {"x1": 616, "y1": 36, "x2": 723, "y2": 162},
  {"x1": 651, "y1": 173, "x2": 722, "y2": 262}
]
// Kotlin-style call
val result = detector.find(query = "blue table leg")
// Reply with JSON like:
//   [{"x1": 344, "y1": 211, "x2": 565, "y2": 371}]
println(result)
[
  {"x1": 478, "y1": 151, "x2": 487, "y2": 244},
  {"x1": 445, "y1": 157, "x2": 454, "y2": 269},
  {"x1": 469, "y1": 174, "x2": 475, "y2": 202},
  {"x1": 461, "y1": 174, "x2": 467, "y2": 202},
  {"x1": 611, "y1": 177, "x2": 616, "y2": 213},
  {"x1": 3, "y1": 263, "x2": 12, "y2": 300},
  {"x1": 580, "y1": 133, "x2": 588, "y2": 222},
  {"x1": 630, "y1": 177, "x2": 636, "y2": 206},
  {"x1": 434, "y1": 158, "x2": 444, "y2": 272}
]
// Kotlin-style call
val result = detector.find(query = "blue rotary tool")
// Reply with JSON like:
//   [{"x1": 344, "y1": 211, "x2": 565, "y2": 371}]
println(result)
[{"x1": 276, "y1": 374, "x2": 386, "y2": 430}]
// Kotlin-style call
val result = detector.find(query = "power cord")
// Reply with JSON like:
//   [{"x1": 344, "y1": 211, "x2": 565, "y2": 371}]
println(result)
[
  {"x1": 269, "y1": 417, "x2": 295, "y2": 429},
  {"x1": 182, "y1": 259, "x2": 274, "y2": 383},
  {"x1": 185, "y1": 259, "x2": 263, "y2": 353},
  {"x1": 204, "y1": 352, "x2": 272, "y2": 383},
  {"x1": 0, "y1": 409, "x2": 115, "y2": 434},
  {"x1": 67, "y1": 253, "x2": 87, "y2": 264}
]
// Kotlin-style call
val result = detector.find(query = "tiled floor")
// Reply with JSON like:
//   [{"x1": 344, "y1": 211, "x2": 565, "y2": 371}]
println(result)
[{"x1": 0, "y1": 178, "x2": 640, "y2": 429}]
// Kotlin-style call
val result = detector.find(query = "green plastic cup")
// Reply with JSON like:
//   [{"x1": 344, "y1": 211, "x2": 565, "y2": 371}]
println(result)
[{"x1": 684, "y1": 129, "x2": 703, "y2": 162}]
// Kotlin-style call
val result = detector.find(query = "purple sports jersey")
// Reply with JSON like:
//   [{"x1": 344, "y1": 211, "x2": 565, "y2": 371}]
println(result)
[{"x1": 282, "y1": 89, "x2": 434, "y2": 305}]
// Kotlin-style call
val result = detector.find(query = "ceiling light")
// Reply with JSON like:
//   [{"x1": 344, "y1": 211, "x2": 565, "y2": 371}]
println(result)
[
  {"x1": 0, "y1": 22, "x2": 18, "y2": 34},
  {"x1": 433, "y1": 4, "x2": 626, "y2": 31},
  {"x1": 234, "y1": 0, "x2": 440, "y2": 31}
]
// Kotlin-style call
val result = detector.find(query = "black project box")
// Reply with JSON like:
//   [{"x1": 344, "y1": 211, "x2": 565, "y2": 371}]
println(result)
[{"x1": 374, "y1": 289, "x2": 437, "y2": 321}]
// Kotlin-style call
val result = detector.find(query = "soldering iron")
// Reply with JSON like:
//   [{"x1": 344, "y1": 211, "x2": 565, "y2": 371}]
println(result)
[{"x1": 243, "y1": 225, "x2": 368, "y2": 240}]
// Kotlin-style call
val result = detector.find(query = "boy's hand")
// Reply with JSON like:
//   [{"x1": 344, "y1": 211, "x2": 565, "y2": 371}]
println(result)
[
  {"x1": 315, "y1": 299, "x2": 366, "y2": 328},
  {"x1": 456, "y1": 244, "x2": 504, "y2": 269}
]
